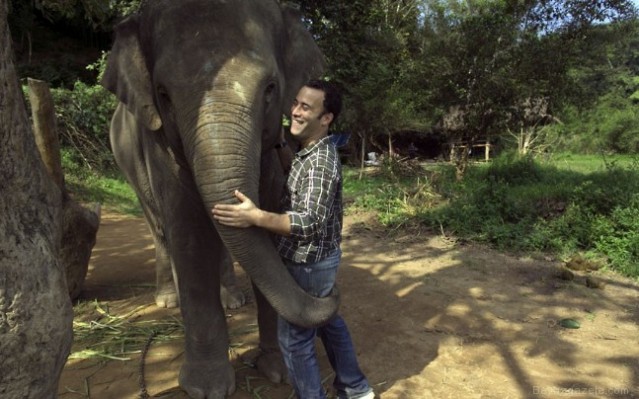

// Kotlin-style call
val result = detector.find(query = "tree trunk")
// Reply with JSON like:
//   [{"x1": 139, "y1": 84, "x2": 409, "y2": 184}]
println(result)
[
  {"x1": 27, "y1": 78, "x2": 101, "y2": 300},
  {"x1": 28, "y1": 78, "x2": 64, "y2": 190},
  {"x1": 359, "y1": 132, "x2": 366, "y2": 180},
  {"x1": 0, "y1": 1, "x2": 73, "y2": 397}
]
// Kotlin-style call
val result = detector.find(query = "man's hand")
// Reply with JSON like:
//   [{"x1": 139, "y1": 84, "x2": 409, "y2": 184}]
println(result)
[
  {"x1": 212, "y1": 190, "x2": 292, "y2": 236},
  {"x1": 212, "y1": 190, "x2": 261, "y2": 228}
]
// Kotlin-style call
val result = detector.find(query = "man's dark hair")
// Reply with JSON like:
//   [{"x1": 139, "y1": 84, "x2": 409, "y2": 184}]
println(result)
[{"x1": 305, "y1": 79, "x2": 342, "y2": 125}]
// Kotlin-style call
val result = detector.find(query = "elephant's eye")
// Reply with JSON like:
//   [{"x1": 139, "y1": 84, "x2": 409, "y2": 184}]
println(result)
[
  {"x1": 264, "y1": 82, "x2": 276, "y2": 105},
  {"x1": 157, "y1": 85, "x2": 171, "y2": 105}
]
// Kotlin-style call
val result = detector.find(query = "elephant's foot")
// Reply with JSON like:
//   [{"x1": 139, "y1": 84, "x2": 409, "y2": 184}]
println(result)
[
  {"x1": 179, "y1": 360, "x2": 235, "y2": 399},
  {"x1": 255, "y1": 348, "x2": 288, "y2": 384},
  {"x1": 220, "y1": 284, "x2": 245, "y2": 309},
  {"x1": 155, "y1": 286, "x2": 179, "y2": 308}
]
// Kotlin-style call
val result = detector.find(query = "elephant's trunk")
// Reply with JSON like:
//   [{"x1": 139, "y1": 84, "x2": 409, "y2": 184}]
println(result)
[{"x1": 190, "y1": 117, "x2": 338, "y2": 328}]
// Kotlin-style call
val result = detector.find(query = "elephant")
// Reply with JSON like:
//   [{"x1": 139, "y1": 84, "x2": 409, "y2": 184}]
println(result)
[
  {"x1": 101, "y1": 1, "x2": 339, "y2": 397},
  {"x1": 219, "y1": 257, "x2": 245, "y2": 310}
]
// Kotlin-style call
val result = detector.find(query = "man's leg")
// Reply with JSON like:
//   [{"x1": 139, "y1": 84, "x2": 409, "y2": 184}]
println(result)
[
  {"x1": 318, "y1": 317, "x2": 373, "y2": 399},
  {"x1": 277, "y1": 251, "x2": 342, "y2": 398},
  {"x1": 278, "y1": 316, "x2": 325, "y2": 398}
]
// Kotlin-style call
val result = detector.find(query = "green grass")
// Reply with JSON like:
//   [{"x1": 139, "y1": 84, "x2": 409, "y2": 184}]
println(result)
[
  {"x1": 547, "y1": 152, "x2": 639, "y2": 173},
  {"x1": 66, "y1": 174, "x2": 141, "y2": 215},
  {"x1": 62, "y1": 150, "x2": 141, "y2": 215}
]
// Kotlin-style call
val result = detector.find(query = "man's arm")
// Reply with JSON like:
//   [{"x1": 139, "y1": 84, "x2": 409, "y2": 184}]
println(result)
[{"x1": 212, "y1": 190, "x2": 291, "y2": 236}]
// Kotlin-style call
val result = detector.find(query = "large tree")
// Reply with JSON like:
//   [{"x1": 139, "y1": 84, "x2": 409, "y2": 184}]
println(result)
[
  {"x1": 415, "y1": 0, "x2": 636, "y2": 174},
  {"x1": 0, "y1": 0, "x2": 73, "y2": 397},
  {"x1": 294, "y1": 0, "x2": 430, "y2": 162},
  {"x1": 293, "y1": 0, "x2": 636, "y2": 167}
]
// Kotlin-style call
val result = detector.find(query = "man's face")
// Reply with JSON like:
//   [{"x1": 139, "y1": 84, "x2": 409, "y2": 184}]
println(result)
[{"x1": 290, "y1": 86, "x2": 332, "y2": 147}]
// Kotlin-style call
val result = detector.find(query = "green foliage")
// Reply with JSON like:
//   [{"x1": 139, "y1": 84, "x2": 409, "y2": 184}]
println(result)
[
  {"x1": 21, "y1": 72, "x2": 116, "y2": 172},
  {"x1": 552, "y1": 76, "x2": 639, "y2": 153},
  {"x1": 343, "y1": 154, "x2": 639, "y2": 279},
  {"x1": 424, "y1": 158, "x2": 567, "y2": 246},
  {"x1": 343, "y1": 168, "x2": 398, "y2": 211},
  {"x1": 483, "y1": 152, "x2": 544, "y2": 184},
  {"x1": 422, "y1": 1, "x2": 634, "y2": 153},
  {"x1": 297, "y1": 0, "x2": 431, "y2": 150},
  {"x1": 343, "y1": 164, "x2": 443, "y2": 226},
  {"x1": 50, "y1": 80, "x2": 117, "y2": 171},
  {"x1": 593, "y1": 203, "x2": 639, "y2": 276},
  {"x1": 446, "y1": 155, "x2": 639, "y2": 277},
  {"x1": 109, "y1": 0, "x2": 143, "y2": 18},
  {"x1": 85, "y1": 51, "x2": 109, "y2": 82}
]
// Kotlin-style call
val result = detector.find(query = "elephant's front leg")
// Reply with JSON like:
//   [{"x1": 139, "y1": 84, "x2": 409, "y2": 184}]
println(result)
[
  {"x1": 154, "y1": 234, "x2": 179, "y2": 308},
  {"x1": 253, "y1": 283, "x2": 288, "y2": 384},
  {"x1": 220, "y1": 251, "x2": 245, "y2": 310},
  {"x1": 136, "y1": 196, "x2": 180, "y2": 308},
  {"x1": 170, "y1": 218, "x2": 235, "y2": 398}
]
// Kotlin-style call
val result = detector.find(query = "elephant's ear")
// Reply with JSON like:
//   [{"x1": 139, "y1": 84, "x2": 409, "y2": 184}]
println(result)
[
  {"x1": 102, "y1": 16, "x2": 162, "y2": 131},
  {"x1": 281, "y1": 5, "x2": 326, "y2": 117}
]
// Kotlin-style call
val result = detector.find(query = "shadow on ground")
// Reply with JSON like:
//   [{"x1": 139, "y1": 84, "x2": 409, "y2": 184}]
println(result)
[{"x1": 59, "y1": 211, "x2": 639, "y2": 399}]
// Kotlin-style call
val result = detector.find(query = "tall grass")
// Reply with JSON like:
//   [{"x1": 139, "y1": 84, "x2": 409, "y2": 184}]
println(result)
[{"x1": 344, "y1": 153, "x2": 639, "y2": 279}]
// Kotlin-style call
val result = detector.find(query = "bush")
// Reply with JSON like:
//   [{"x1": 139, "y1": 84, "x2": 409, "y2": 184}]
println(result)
[
  {"x1": 554, "y1": 89, "x2": 639, "y2": 154},
  {"x1": 50, "y1": 80, "x2": 117, "y2": 172},
  {"x1": 343, "y1": 165, "x2": 442, "y2": 227},
  {"x1": 21, "y1": 50, "x2": 117, "y2": 173},
  {"x1": 594, "y1": 202, "x2": 639, "y2": 277},
  {"x1": 354, "y1": 154, "x2": 639, "y2": 279}
]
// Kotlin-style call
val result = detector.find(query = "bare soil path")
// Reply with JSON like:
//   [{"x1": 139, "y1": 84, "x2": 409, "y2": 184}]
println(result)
[{"x1": 59, "y1": 211, "x2": 639, "y2": 399}]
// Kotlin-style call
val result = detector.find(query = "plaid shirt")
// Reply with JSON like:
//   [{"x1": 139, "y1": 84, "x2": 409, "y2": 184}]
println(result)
[{"x1": 276, "y1": 135, "x2": 343, "y2": 263}]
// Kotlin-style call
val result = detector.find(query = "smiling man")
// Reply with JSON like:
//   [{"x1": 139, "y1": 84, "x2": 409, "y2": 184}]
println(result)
[{"x1": 212, "y1": 79, "x2": 374, "y2": 399}]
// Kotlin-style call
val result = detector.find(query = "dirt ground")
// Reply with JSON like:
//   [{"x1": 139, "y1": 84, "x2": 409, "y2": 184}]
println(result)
[{"x1": 59, "y1": 210, "x2": 639, "y2": 399}]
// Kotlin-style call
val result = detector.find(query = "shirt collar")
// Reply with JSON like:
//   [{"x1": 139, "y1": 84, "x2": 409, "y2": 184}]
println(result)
[{"x1": 296, "y1": 135, "x2": 332, "y2": 158}]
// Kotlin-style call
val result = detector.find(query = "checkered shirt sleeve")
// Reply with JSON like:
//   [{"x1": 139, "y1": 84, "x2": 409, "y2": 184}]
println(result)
[{"x1": 277, "y1": 136, "x2": 343, "y2": 263}]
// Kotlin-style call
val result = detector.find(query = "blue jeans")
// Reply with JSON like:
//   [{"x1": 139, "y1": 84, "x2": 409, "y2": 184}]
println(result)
[{"x1": 278, "y1": 249, "x2": 373, "y2": 399}]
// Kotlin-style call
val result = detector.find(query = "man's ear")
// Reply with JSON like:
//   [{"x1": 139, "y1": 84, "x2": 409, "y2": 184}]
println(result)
[
  {"x1": 280, "y1": 5, "x2": 325, "y2": 118},
  {"x1": 101, "y1": 15, "x2": 162, "y2": 131},
  {"x1": 321, "y1": 112, "x2": 334, "y2": 127}
]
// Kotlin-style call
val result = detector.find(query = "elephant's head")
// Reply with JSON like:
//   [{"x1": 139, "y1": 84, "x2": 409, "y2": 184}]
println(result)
[{"x1": 102, "y1": 0, "x2": 338, "y2": 327}]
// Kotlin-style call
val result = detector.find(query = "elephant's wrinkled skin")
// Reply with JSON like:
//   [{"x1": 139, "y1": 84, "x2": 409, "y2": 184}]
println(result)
[{"x1": 102, "y1": 1, "x2": 338, "y2": 397}]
